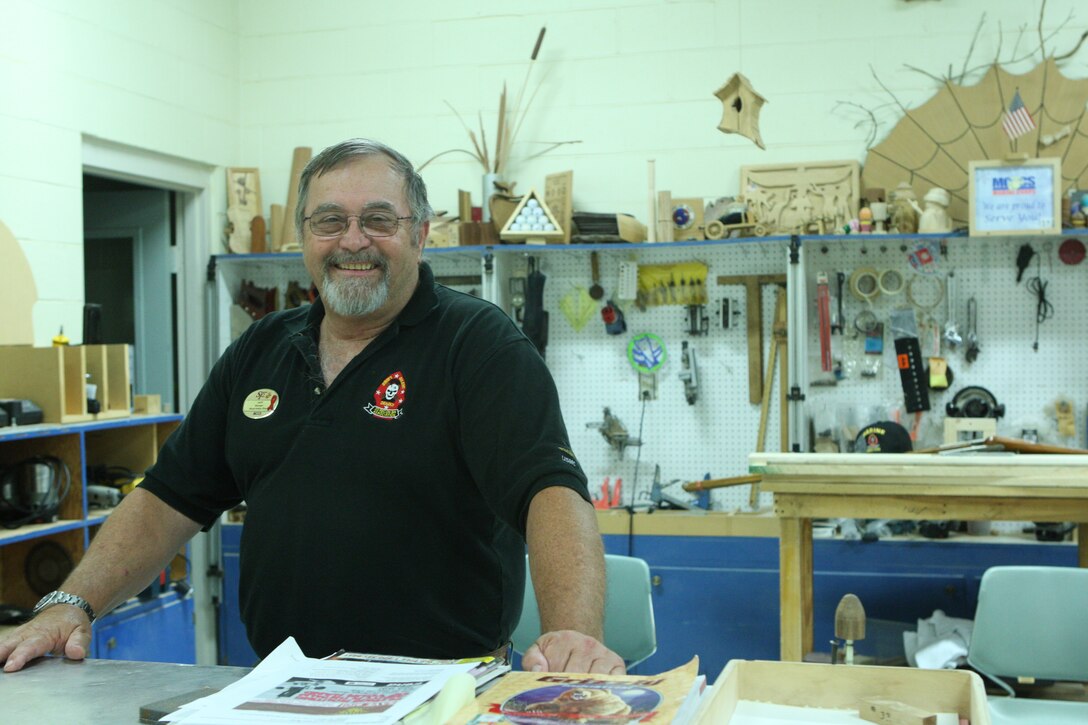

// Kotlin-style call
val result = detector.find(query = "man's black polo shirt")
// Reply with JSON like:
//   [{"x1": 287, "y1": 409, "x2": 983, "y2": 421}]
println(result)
[{"x1": 142, "y1": 262, "x2": 589, "y2": 659}]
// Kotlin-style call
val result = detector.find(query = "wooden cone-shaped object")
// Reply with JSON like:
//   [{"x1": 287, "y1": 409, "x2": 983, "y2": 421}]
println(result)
[{"x1": 835, "y1": 593, "x2": 866, "y2": 665}]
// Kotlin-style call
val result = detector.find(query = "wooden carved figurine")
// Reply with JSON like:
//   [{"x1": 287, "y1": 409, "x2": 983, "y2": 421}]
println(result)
[{"x1": 890, "y1": 182, "x2": 919, "y2": 234}]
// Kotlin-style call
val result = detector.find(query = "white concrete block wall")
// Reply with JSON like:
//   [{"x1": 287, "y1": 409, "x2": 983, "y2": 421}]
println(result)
[
  {"x1": 0, "y1": 0, "x2": 239, "y2": 345},
  {"x1": 240, "y1": 0, "x2": 1088, "y2": 228},
  {"x1": 2, "y1": 0, "x2": 1087, "y2": 343}
]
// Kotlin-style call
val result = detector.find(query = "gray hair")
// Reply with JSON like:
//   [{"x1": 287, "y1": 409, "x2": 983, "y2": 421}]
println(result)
[{"x1": 293, "y1": 138, "x2": 434, "y2": 244}]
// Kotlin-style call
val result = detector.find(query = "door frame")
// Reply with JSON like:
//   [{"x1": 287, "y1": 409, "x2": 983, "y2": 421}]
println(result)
[
  {"x1": 81, "y1": 135, "x2": 219, "y2": 666},
  {"x1": 82, "y1": 135, "x2": 217, "y2": 410}
]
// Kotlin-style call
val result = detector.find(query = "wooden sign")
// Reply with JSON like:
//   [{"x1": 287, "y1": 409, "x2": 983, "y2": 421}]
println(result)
[
  {"x1": 226, "y1": 168, "x2": 261, "y2": 253},
  {"x1": 968, "y1": 157, "x2": 1061, "y2": 236},
  {"x1": 544, "y1": 171, "x2": 573, "y2": 243}
]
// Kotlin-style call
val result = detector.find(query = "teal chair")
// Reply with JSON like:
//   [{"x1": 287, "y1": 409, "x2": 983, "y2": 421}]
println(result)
[
  {"x1": 512, "y1": 554, "x2": 657, "y2": 669},
  {"x1": 967, "y1": 565, "x2": 1088, "y2": 725}
]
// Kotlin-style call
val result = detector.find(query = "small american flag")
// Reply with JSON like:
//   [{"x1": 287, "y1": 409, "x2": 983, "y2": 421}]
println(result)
[{"x1": 1002, "y1": 89, "x2": 1036, "y2": 140}]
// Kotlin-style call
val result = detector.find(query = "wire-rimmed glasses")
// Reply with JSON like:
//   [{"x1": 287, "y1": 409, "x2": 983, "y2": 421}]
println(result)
[{"x1": 304, "y1": 211, "x2": 412, "y2": 238}]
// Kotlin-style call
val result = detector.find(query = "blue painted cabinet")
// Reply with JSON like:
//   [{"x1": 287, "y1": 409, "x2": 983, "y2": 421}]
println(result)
[
  {"x1": 605, "y1": 532, "x2": 1077, "y2": 680},
  {"x1": 218, "y1": 522, "x2": 258, "y2": 666},
  {"x1": 92, "y1": 592, "x2": 196, "y2": 663},
  {"x1": 216, "y1": 522, "x2": 1077, "y2": 675}
]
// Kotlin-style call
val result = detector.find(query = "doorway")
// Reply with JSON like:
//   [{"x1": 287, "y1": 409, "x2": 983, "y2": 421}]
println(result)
[{"x1": 82, "y1": 175, "x2": 178, "y2": 413}]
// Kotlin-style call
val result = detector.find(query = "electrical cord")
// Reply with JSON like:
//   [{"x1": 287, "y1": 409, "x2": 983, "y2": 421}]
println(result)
[
  {"x1": 1026, "y1": 255, "x2": 1053, "y2": 351},
  {"x1": 0, "y1": 456, "x2": 72, "y2": 529},
  {"x1": 631, "y1": 393, "x2": 649, "y2": 499},
  {"x1": 617, "y1": 396, "x2": 652, "y2": 556}
]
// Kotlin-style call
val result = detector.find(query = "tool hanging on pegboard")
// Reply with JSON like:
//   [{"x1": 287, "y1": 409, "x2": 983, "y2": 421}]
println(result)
[
  {"x1": 890, "y1": 306, "x2": 929, "y2": 414},
  {"x1": 628, "y1": 332, "x2": 668, "y2": 401},
  {"x1": 601, "y1": 299, "x2": 626, "y2": 335},
  {"x1": 816, "y1": 271, "x2": 833, "y2": 372},
  {"x1": 637, "y1": 262, "x2": 708, "y2": 307},
  {"x1": 520, "y1": 257, "x2": 548, "y2": 357},
  {"x1": 685, "y1": 304, "x2": 709, "y2": 336},
  {"x1": 830, "y1": 271, "x2": 845, "y2": 334},
  {"x1": 678, "y1": 341, "x2": 698, "y2": 405}
]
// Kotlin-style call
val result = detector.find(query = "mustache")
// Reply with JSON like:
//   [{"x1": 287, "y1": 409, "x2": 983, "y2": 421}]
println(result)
[{"x1": 325, "y1": 251, "x2": 386, "y2": 270}]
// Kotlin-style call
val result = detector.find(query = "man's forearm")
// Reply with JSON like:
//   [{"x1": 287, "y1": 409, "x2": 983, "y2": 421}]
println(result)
[
  {"x1": 525, "y1": 486, "x2": 606, "y2": 639},
  {"x1": 58, "y1": 488, "x2": 202, "y2": 618}
]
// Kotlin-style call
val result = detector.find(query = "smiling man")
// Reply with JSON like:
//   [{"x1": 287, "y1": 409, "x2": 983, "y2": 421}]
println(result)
[{"x1": 0, "y1": 139, "x2": 622, "y2": 677}]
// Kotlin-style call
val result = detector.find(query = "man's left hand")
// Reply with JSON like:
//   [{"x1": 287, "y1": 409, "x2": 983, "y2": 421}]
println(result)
[{"x1": 520, "y1": 630, "x2": 625, "y2": 674}]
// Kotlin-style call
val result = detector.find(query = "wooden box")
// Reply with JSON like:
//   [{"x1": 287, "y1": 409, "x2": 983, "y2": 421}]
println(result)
[
  {"x1": 134, "y1": 394, "x2": 162, "y2": 414},
  {"x1": 692, "y1": 660, "x2": 990, "y2": 724},
  {"x1": 0, "y1": 345, "x2": 93, "y2": 423},
  {"x1": 0, "y1": 344, "x2": 131, "y2": 424},
  {"x1": 458, "y1": 221, "x2": 500, "y2": 247},
  {"x1": 84, "y1": 344, "x2": 131, "y2": 420}
]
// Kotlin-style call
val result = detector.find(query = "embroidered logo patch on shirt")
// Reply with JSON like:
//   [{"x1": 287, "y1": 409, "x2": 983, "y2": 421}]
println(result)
[
  {"x1": 242, "y1": 388, "x2": 280, "y2": 419},
  {"x1": 365, "y1": 371, "x2": 407, "y2": 420}
]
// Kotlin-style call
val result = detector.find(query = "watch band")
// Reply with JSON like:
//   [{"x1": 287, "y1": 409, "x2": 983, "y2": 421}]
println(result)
[{"x1": 33, "y1": 590, "x2": 97, "y2": 623}]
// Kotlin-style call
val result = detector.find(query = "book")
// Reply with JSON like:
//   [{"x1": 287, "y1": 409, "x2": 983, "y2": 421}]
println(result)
[{"x1": 447, "y1": 657, "x2": 702, "y2": 724}]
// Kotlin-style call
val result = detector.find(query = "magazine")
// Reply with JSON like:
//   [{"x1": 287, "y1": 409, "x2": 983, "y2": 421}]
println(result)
[{"x1": 446, "y1": 657, "x2": 702, "y2": 724}]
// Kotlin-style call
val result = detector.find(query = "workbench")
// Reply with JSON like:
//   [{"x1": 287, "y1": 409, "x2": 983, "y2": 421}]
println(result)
[
  {"x1": 0, "y1": 656, "x2": 249, "y2": 724},
  {"x1": 751, "y1": 452, "x2": 1088, "y2": 662}
]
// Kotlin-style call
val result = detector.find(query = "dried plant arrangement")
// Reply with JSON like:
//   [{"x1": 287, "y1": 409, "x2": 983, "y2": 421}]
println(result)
[{"x1": 419, "y1": 27, "x2": 580, "y2": 176}]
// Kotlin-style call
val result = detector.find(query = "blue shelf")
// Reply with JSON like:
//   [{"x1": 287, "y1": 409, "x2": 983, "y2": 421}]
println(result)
[{"x1": 0, "y1": 413, "x2": 183, "y2": 442}]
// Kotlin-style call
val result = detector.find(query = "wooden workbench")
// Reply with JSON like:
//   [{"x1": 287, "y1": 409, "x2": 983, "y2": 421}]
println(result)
[{"x1": 750, "y1": 452, "x2": 1088, "y2": 662}]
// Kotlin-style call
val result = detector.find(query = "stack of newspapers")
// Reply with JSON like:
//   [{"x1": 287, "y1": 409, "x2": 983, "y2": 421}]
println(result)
[{"x1": 159, "y1": 637, "x2": 508, "y2": 724}]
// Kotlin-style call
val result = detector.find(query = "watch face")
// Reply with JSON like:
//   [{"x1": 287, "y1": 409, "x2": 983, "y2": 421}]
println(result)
[{"x1": 33, "y1": 592, "x2": 59, "y2": 613}]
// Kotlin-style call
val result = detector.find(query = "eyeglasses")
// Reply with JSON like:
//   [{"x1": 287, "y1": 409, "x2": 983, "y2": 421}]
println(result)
[{"x1": 303, "y1": 211, "x2": 413, "y2": 238}]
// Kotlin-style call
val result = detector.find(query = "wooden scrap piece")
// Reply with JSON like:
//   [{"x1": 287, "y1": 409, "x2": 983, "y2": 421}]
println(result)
[
  {"x1": 717, "y1": 273, "x2": 786, "y2": 404},
  {"x1": 280, "y1": 147, "x2": 312, "y2": 251}
]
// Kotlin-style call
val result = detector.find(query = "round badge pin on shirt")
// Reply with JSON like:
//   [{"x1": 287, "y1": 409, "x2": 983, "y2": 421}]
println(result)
[{"x1": 242, "y1": 388, "x2": 280, "y2": 419}]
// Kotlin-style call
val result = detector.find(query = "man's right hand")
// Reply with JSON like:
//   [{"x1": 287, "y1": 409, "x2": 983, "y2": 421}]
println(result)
[{"x1": 0, "y1": 606, "x2": 92, "y2": 673}]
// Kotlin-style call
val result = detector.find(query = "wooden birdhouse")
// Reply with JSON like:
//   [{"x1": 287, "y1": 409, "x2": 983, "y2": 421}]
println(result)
[
  {"x1": 714, "y1": 72, "x2": 767, "y2": 150},
  {"x1": 498, "y1": 188, "x2": 565, "y2": 244}
]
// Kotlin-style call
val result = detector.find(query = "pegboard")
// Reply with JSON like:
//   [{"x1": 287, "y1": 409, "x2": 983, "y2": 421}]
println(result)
[
  {"x1": 209, "y1": 234, "x2": 1088, "y2": 527},
  {"x1": 211, "y1": 251, "x2": 485, "y2": 354},
  {"x1": 798, "y1": 233, "x2": 1088, "y2": 534},
  {"x1": 212, "y1": 254, "x2": 309, "y2": 354},
  {"x1": 519, "y1": 240, "x2": 792, "y2": 513}
]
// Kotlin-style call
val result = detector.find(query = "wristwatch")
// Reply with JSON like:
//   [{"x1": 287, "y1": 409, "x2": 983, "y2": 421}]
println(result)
[{"x1": 32, "y1": 590, "x2": 97, "y2": 623}]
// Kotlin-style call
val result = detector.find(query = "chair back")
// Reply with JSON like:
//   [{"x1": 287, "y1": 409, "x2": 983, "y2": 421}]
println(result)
[
  {"x1": 512, "y1": 554, "x2": 657, "y2": 668},
  {"x1": 968, "y1": 565, "x2": 1088, "y2": 683}
]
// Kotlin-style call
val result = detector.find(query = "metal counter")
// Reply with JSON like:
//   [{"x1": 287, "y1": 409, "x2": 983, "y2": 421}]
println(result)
[{"x1": 0, "y1": 656, "x2": 249, "y2": 724}]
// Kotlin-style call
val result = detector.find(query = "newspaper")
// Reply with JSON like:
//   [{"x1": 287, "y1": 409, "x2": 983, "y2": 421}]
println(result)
[
  {"x1": 447, "y1": 657, "x2": 702, "y2": 724},
  {"x1": 163, "y1": 637, "x2": 476, "y2": 724}
]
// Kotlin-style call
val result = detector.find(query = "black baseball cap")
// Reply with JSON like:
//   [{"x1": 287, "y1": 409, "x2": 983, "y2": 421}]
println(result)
[{"x1": 856, "y1": 421, "x2": 913, "y2": 453}]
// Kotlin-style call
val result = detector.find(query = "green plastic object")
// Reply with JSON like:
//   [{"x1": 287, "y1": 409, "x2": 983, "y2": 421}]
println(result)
[
  {"x1": 627, "y1": 333, "x2": 667, "y2": 374},
  {"x1": 512, "y1": 554, "x2": 657, "y2": 669}
]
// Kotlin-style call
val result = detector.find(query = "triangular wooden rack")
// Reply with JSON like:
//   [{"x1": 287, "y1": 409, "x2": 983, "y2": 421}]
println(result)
[{"x1": 499, "y1": 187, "x2": 565, "y2": 244}]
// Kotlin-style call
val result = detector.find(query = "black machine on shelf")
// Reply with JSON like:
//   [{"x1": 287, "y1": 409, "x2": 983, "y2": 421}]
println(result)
[{"x1": 0, "y1": 456, "x2": 71, "y2": 529}]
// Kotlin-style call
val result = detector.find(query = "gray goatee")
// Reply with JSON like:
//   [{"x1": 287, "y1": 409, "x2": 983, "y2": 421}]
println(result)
[{"x1": 321, "y1": 253, "x2": 389, "y2": 317}]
